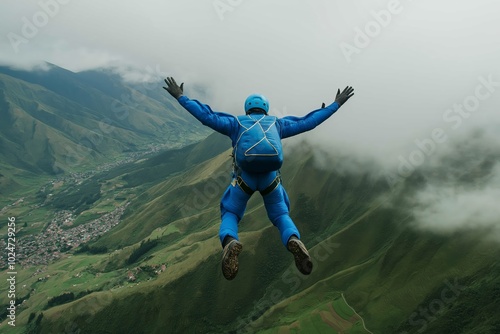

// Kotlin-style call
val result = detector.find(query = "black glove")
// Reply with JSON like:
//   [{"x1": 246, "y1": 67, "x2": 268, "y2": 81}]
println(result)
[
  {"x1": 334, "y1": 86, "x2": 354, "y2": 106},
  {"x1": 320, "y1": 86, "x2": 354, "y2": 108},
  {"x1": 163, "y1": 77, "x2": 184, "y2": 99}
]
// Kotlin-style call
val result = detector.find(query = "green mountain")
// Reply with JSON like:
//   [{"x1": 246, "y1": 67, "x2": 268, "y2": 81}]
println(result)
[
  {"x1": 1, "y1": 131, "x2": 499, "y2": 334},
  {"x1": 0, "y1": 64, "x2": 208, "y2": 195}
]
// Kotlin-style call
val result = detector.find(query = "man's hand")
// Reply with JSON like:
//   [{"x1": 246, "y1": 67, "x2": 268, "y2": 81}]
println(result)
[
  {"x1": 320, "y1": 86, "x2": 354, "y2": 108},
  {"x1": 163, "y1": 77, "x2": 184, "y2": 99},
  {"x1": 334, "y1": 86, "x2": 354, "y2": 106}
]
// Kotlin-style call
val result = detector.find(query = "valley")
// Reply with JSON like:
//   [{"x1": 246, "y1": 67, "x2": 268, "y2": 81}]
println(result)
[
  {"x1": 1, "y1": 132, "x2": 499, "y2": 333},
  {"x1": 1, "y1": 64, "x2": 499, "y2": 334}
]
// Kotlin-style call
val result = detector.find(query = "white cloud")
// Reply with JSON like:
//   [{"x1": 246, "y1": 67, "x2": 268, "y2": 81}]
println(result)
[
  {"x1": 1, "y1": 0, "x2": 500, "y2": 238},
  {"x1": 1, "y1": 0, "x2": 499, "y2": 170},
  {"x1": 413, "y1": 181, "x2": 500, "y2": 240},
  {"x1": 405, "y1": 127, "x2": 500, "y2": 240}
]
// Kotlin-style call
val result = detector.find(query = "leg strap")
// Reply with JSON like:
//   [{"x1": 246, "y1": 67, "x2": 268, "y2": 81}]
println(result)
[
  {"x1": 260, "y1": 176, "x2": 281, "y2": 196},
  {"x1": 237, "y1": 176, "x2": 254, "y2": 195}
]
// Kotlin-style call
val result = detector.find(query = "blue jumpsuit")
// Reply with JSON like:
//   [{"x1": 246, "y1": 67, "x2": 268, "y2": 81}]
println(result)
[{"x1": 177, "y1": 95, "x2": 340, "y2": 247}]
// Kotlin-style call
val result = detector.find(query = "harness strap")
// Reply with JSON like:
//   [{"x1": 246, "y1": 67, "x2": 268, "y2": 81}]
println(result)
[
  {"x1": 260, "y1": 176, "x2": 281, "y2": 196},
  {"x1": 236, "y1": 176, "x2": 254, "y2": 195}
]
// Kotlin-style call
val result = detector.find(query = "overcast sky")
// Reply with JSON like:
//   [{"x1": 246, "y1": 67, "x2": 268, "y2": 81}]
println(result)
[{"x1": 1, "y1": 0, "x2": 500, "y2": 235}]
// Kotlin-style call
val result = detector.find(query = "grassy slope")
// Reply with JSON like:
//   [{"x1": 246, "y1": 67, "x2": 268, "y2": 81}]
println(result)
[
  {"x1": 2, "y1": 136, "x2": 499, "y2": 334},
  {"x1": 0, "y1": 67, "x2": 208, "y2": 196}
]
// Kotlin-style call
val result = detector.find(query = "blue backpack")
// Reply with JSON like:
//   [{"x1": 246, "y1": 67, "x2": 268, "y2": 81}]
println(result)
[{"x1": 234, "y1": 114, "x2": 283, "y2": 173}]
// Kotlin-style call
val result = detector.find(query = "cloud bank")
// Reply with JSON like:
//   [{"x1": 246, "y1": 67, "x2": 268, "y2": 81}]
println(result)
[{"x1": 1, "y1": 0, "x2": 500, "y2": 237}]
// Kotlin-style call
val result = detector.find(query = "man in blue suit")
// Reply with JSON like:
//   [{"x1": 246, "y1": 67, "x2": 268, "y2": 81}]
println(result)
[{"x1": 164, "y1": 77, "x2": 354, "y2": 280}]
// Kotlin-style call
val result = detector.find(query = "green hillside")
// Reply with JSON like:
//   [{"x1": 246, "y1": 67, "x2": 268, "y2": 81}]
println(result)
[
  {"x1": 0, "y1": 64, "x2": 208, "y2": 197},
  {"x1": 1, "y1": 133, "x2": 499, "y2": 334}
]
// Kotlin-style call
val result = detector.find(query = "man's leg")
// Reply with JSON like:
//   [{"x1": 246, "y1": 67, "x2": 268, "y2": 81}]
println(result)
[
  {"x1": 219, "y1": 180, "x2": 252, "y2": 280},
  {"x1": 219, "y1": 182, "x2": 252, "y2": 245},
  {"x1": 263, "y1": 184, "x2": 313, "y2": 275},
  {"x1": 263, "y1": 184, "x2": 300, "y2": 246}
]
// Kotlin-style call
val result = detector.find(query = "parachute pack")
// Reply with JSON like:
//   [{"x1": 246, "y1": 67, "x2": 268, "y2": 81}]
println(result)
[{"x1": 233, "y1": 114, "x2": 283, "y2": 173}]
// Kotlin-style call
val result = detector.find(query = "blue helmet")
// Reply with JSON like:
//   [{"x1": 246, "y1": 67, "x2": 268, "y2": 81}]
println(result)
[{"x1": 244, "y1": 94, "x2": 269, "y2": 114}]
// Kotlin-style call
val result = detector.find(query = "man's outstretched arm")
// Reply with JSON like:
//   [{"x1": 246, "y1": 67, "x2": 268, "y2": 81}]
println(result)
[
  {"x1": 278, "y1": 86, "x2": 354, "y2": 139},
  {"x1": 163, "y1": 77, "x2": 236, "y2": 137}
]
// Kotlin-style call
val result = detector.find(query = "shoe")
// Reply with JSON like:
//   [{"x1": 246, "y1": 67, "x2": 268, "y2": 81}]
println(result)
[
  {"x1": 287, "y1": 237, "x2": 313, "y2": 275},
  {"x1": 221, "y1": 239, "x2": 243, "y2": 280}
]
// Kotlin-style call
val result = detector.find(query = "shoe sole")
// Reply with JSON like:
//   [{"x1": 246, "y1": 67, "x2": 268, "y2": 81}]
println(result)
[
  {"x1": 222, "y1": 240, "x2": 243, "y2": 280},
  {"x1": 288, "y1": 239, "x2": 313, "y2": 275}
]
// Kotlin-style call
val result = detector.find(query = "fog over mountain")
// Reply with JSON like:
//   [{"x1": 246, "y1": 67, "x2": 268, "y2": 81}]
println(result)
[{"x1": 1, "y1": 0, "x2": 499, "y2": 236}]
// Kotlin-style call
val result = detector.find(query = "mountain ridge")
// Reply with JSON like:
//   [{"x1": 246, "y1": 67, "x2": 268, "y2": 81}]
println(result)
[
  {"x1": 0, "y1": 64, "x2": 209, "y2": 195},
  {"x1": 2, "y1": 132, "x2": 497, "y2": 333},
  {"x1": 1, "y1": 69, "x2": 500, "y2": 333}
]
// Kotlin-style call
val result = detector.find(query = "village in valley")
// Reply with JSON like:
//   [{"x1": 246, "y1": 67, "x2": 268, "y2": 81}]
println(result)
[
  {"x1": 1, "y1": 194, "x2": 170, "y2": 291},
  {"x1": 0, "y1": 144, "x2": 172, "y2": 283},
  {"x1": 0, "y1": 205, "x2": 129, "y2": 268}
]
